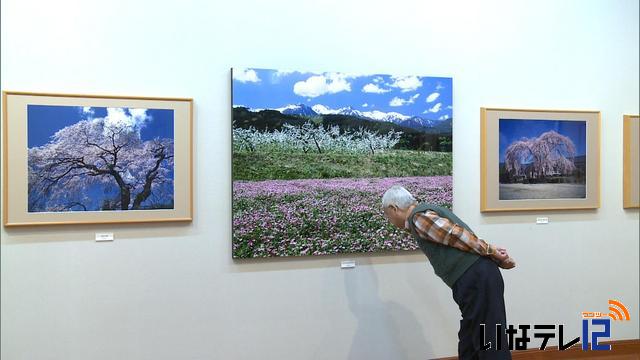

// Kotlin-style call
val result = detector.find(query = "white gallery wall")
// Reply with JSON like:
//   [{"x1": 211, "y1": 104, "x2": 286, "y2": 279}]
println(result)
[{"x1": 1, "y1": 0, "x2": 638, "y2": 359}]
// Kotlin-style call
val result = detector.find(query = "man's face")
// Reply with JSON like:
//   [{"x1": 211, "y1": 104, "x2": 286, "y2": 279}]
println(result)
[{"x1": 383, "y1": 205, "x2": 406, "y2": 229}]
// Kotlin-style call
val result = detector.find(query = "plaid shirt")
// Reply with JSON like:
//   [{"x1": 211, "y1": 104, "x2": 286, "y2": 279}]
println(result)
[{"x1": 409, "y1": 210, "x2": 516, "y2": 268}]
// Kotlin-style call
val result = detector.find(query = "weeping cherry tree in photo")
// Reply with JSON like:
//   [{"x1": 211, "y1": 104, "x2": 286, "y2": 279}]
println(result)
[
  {"x1": 28, "y1": 108, "x2": 174, "y2": 212},
  {"x1": 503, "y1": 130, "x2": 576, "y2": 181}
]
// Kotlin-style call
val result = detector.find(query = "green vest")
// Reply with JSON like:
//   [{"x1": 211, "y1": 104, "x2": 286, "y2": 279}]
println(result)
[{"x1": 407, "y1": 203, "x2": 481, "y2": 288}]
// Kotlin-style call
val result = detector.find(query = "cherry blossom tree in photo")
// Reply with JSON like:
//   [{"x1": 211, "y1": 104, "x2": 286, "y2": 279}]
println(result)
[
  {"x1": 504, "y1": 130, "x2": 576, "y2": 181},
  {"x1": 28, "y1": 108, "x2": 174, "y2": 212}
]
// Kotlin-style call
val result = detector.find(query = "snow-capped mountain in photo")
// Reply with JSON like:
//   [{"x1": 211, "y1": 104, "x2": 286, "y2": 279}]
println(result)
[
  {"x1": 311, "y1": 104, "x2": 340, "y2": 115},
  {"x1": 235, "y1": 103, "x2": 447, "y2": 131},
  {"x1": 312, "y1": 104, "x2": 411, "y2": 123},
  {"x1": 275, "y1": 104, "x2": 318, "y2": 116},
  {"x1": 400, "y1": 116, "x2": 436, "y2": 128},
  {"x1": 233, "y1": 104, "x2": 265, "y2": 112},
  {"x1": 358, "y1": 110, "x2": 410, "y2": 123},
  {"x1": 310, "y1": 104, "x2": 438, "y2": 129}
]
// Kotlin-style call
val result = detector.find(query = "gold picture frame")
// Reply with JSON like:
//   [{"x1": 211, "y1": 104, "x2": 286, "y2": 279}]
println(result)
[
  {"x1": 2, "y1": 91, "x2": 193, "y2": 226},
  {"x1": 480, "y1": 107, "x2": 600, "y2": 212},
  {"x1": 623, "y1": 115, "x2": 639, "y2": 209}
]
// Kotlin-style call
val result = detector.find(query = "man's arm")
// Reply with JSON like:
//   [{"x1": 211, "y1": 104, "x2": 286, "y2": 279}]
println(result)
[{"x1": 413, "y1": 211, "x2": 516, "y2": 268}]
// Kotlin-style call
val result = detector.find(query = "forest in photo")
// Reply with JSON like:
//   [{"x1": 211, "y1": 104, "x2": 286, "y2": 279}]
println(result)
[
  {"x1": 498, "y1": 119, "x2": 587, "y2": 200},
  {"x1": 27, "y1": 105, "x2": 175, "y2": 212},
  {"x1": 232, "y1": 68, "x2": 453, "y2": 258}
]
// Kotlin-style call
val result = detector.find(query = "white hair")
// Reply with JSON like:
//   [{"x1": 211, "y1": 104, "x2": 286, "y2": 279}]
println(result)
[{"x1": 382, "y1": 185, "x2": 417, "y2": 210}]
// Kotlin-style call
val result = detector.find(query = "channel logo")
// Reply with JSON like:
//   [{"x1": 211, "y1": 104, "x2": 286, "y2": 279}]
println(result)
[{"x1": 480, "y1": 299, "x2": 631, "y2": 352}]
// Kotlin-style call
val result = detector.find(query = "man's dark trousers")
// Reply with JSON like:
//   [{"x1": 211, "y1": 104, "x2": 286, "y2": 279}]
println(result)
[{"x1": 452, "y1": 256, "x2": 512, "y2": 359}]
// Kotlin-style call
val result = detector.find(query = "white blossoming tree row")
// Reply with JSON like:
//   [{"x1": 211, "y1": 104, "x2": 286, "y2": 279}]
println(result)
[{"x1": 233, "y1": 122, "x2": 402, "y2": 155}]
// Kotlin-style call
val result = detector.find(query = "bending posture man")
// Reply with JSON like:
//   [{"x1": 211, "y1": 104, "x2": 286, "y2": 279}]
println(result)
[{"x1": 382, "y1": 185, "x2": 516, "y2": 360}]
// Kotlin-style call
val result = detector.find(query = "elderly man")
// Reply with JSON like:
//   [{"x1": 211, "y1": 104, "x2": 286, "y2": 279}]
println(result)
[{"x1": 382, "y1": 185, "x2": 515, "y2": 360}]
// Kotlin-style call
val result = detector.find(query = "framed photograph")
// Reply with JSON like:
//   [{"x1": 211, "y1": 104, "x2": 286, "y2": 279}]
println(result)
[
  {"x1": 2, "y1": 91, "x2": 193, "y2": 226},
  {"x1": 480, "y1": 108, "x2": 600, "y2": 212},
  {"x1": 623, "y1": 115, "x2": 639, "y2": 208},
  {"x1": 232, "y1": 67, "x2": 453, "y2": 258}
]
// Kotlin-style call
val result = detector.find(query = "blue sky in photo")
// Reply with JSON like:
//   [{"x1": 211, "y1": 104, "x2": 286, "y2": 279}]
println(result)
[
  {"x1": 499, "y1": 119, "x2": 587, "y2": 162},
  {"x1": 28, "y1": 105, "x2": 174, "y2": 148},
  {"x1": 232, "y1": 68, "x2": 452, "y2": 120}
]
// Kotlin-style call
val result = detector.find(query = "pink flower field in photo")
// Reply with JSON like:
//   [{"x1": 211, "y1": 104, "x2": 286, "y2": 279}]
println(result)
[{"x1": 233, "y1": 176, "x2": 452, "y2": 258}]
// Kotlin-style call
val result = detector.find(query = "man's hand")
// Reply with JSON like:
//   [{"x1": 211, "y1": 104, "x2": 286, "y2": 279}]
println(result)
[{"x1": 490, "y1": 246, "x2": 516, "y2": 269}]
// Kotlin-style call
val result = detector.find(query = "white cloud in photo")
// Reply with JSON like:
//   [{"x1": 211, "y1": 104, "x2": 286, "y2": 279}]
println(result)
[
  {"x1": 389, "y1": 75, "x2": 423, "y2": 92},
  {"x1": 233, "y1": 68, "x2": 261, "y2": 83},
  {"x1": 293, "y1": 73, "x2": 351, "y2": 98},
  {"x1": 372, "y1": 76, "x2": 384, "y2": 83},
  {"x1": 102, "y1": 108, "x2": 150, "y2": 135},
  {"x1": 274, "y1": 69, "x2": 295, "y2": 77},
  {"x1": 436, "y1": 83, "x2": 445, "y2": 90},
  {"x1": 426, "y1": 102, "x2": 442, "y2": 113},
  {"x1": 389, "y1": 93, "x2": 420, "y2": 107},
  {"x1": 389, "y1": 98, "x2": 404, "y2": 107},
  {"x1": 82, "y1": 106, "x2": 94, "y2": 115},
  {"x1": 439, "y1": 114, "x2": 450, "y2": 120},
  {"x1": 362, "y1": 83, "x2": 390, "y2": 93},
  {"x1": 362, "y1": 103, "x2": 369, "y2": 108},
  {"x1": 426, "y1": 92, "x2": 440, "y2": 103},
  {"x1": 270, "y1": 69, "x2": 297, "y2": 84},
  {"x1": 447, "y1": 105, "x2": 453, "y2": 109},
  {"x1": 128, "y1": 108, "x2": 148, "y2": 122}
]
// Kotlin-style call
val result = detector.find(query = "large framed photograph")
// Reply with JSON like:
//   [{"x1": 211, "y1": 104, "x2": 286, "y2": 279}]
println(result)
[
  {"x1": 623, "y1": 115, "x2": 639, "y2": 208},
  {"x1": 2, "y1": 92, "x2": 193, "y2": 226},
  {"x1": 232, "y1": 68, "x2": 453, "y2": 258},
  {"x1": 480, "y1": 108, "x2": 600, "y2": 212}
]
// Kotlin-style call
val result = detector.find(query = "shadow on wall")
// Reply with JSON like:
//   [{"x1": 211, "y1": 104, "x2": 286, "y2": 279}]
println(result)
[{"x1": 344, "y1": 266, "x2": 434, "y2": 360}]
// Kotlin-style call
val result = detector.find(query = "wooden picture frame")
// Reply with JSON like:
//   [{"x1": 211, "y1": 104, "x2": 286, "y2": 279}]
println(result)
[
  {"x1": 480, "y1": 107, "x2": 600, "y2": 212},
  {"x1": 2, "y1": 91, "x2": 193, "y2": 226},
  {"x1": 623, "y1": 114, "x2": 639, "y2": 209}
]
